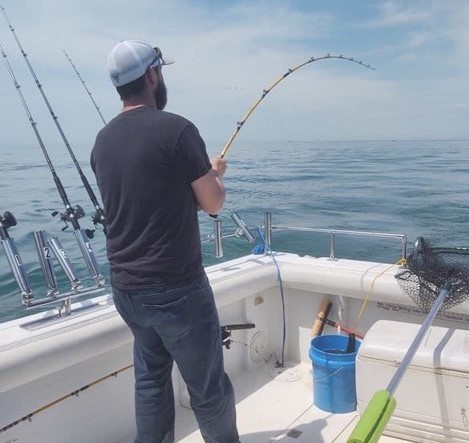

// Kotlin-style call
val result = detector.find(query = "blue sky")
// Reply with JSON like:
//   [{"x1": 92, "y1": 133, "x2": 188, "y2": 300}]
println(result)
[{"x1": 1, "y1": 0, "x2": 469, "y2": 150}]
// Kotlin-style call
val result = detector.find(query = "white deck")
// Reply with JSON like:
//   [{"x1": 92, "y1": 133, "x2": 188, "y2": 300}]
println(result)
[{"x1": 173, "y1": 362, "x2": 405, "y2": 443}]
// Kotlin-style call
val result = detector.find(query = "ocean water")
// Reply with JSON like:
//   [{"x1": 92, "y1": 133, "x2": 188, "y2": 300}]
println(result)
[{"x1": 1, "y1": 139, "x2": 469, "y2": 323}]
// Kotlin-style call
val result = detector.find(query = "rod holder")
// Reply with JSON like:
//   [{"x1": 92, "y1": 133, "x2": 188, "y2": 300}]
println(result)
[
  {"x1": 74, "y1": 228, "x2": 104, "y2": 286},
  {"x1": 1, "y1": 236, "x2": 33, "y2": 302},
  {"x1": 0, "y1": 211, "x2": 33, "y2": 302},
  {"x1": 214, "y1": 219, "x2": 223, "y2": 258},
  {"x1": 264, "y1": 212, "x2": 272, "y2": 253},
  {"x1": 33, "y1": 230, "x2": 58, "y2": 296},
  {"x1": 48, "y1": 236, "x2": 81, "y2": 292},
  {"x1": 231, "y1": 212, "x2": 255, "y2": 244}
]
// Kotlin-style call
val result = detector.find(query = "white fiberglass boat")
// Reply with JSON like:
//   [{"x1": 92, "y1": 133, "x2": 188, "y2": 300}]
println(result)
[{"x1": 1, "y1": 213, "x2": 469, "y2": 443}]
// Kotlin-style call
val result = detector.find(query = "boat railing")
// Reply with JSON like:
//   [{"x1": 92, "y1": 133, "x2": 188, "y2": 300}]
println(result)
[
  {"x1": 265, "y1": 212, "x2": 407, "y2": 260},
  {"x1": 205, "y1": 212, "x2": 407, "y2": 261},
  {"x1": 266, "y1": 212, "x2": 407, "y2": 260}
]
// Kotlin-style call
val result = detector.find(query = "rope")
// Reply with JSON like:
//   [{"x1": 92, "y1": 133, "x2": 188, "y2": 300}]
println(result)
[
  {"x1": 0, "y1": 364, "x2": 134, "y2": 433},
  {"x1": 254, "y1": 226, "x2": 287, "y2": 367},
  {"x1": 354, "y1": 257, "x2": 407, "y2": 333}
]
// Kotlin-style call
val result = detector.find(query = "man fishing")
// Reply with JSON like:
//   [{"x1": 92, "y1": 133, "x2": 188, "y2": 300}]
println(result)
[{"x1": 91, "y1": 39, "x2": 239, "y2": 443}]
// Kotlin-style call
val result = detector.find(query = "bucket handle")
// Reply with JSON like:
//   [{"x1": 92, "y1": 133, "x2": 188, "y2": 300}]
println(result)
[{"x1": 313, "y1": 367, "x2": 343, "y2": 381}]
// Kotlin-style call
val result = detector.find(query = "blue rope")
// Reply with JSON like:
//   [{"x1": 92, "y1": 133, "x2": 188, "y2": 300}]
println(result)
[
  {"x1": 254, "y1": 226, "x2": 286, "y2": 367},
  {"x1": 251, "y1": 228, "x2": 265, "y2": 254}
]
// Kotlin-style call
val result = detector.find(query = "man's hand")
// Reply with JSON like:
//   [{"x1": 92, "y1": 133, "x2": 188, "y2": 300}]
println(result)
[{"x1": 210, "y1": 156, "x2": 227, "y2": 178}]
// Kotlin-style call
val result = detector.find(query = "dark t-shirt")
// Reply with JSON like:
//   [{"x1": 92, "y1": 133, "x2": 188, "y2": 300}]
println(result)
[{"x1": 90, "y1": 106, "x2": 211, "y2": 289}]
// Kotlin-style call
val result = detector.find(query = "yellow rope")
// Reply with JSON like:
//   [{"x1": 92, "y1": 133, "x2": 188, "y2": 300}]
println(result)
[
  {"x1": 354, "y1": 257, "x2": 407, "y2": 332},
  {"x1": 0, "y1": 364, "x2": 134, "y2": 434}
]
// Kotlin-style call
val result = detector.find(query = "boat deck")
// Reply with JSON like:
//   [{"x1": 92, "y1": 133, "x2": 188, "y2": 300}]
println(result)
[{"x1": 171, "y1": 362, "x2": 404, "y2": 443}]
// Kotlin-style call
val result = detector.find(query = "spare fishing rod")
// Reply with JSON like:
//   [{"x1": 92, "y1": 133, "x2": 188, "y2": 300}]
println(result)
[
  {"x1": 63, "y1": 50, "x2": 107, "y2": 125},
  {"x1": 0, "y1": 42, "x2": 104, "y2": 287},
  {"x1": 0, "y1": 4, "x2": 105, "y2": 236},
  {"x1": 220, "y1": 54, "x2": 375, "y2": 158}
]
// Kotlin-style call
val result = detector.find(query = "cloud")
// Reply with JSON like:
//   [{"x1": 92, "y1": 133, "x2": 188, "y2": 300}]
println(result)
[
  {"x1": 368, "y1": 1, "x2": 431, "y2": 27},
  {"x1": 1, "y1": 0, "x2": 469, "y2": 144}
]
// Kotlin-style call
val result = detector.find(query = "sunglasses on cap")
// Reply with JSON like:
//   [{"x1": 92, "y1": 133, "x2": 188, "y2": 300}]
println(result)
[{"x1": 149, "y1": 47, "x2": 170, "y2": 69}]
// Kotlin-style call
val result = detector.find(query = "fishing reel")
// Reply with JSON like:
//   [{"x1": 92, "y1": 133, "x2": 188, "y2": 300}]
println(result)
[
  {"x1": 52, "y1": 205, "x2": 85, "y2": 232},
  {"x1": 84, "y1": 209, "x2": 107, "y2": 239},
  {"x1": 90, "y1": 208, "x2": 106, "y2": 238},
  {"x1": 0, "y1": 211, "x2": 17, "y2": 229}
]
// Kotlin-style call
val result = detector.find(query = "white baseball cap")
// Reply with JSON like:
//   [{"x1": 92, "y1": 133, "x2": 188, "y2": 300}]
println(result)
[{"x1": 107, "y1": 39, "x2": 174, "y2": 87}]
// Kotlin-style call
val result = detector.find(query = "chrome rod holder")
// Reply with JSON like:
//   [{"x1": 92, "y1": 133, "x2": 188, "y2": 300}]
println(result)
[
  {"x1": 24, "y1": 286, "x2": 105, "y2": 309},
  {"x1": 74, "y1": 228, "x2": 105, "y2": 287},
  {"x1": 48, "y1": 236, "x2": 81, "y2": 292},
  {"x1": 0, "y1": 211, "x2": 33, "y2": 303},
  {"x1": 330, "y1": 231, "x2": 337, "y2": 261},
  {"x1": 231, "y1": 212, "x2": 255, "y2": 244},
  {"x1": 264, "y1": 212, "x2": 272, "y2": 254},
  {"x1": 33, "y1": 230, "x2": 58, "y2": 296},
  {"x1": 1, "y1": 236, "x2": 33, "y2": 303},
  {"x1": 214, "y1": 219, "x2": 223, "y2": 258}
]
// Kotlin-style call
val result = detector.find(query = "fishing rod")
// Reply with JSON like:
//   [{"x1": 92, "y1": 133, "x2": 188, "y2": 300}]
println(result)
[
  {"x1": 220, "y1": 54, "x2": 375, "y2": 158},
  {"x1": 0, "y1": 42, "x2": 104, "y2": 287},
  {"x1": 63, "y1": 50, "x2": 107, "y2": 125},
  {"x1": 0, "y1": 4, "x2": 105, "y2": 235}
]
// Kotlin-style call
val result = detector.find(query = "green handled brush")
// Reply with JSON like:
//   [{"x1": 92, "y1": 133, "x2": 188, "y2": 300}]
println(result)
[
  {"x1": 348, "y1": 390, "x2": 396, "y2": 443},
  {"x1": 347, "y1": 284, "x2": 450, "y2": 443}
]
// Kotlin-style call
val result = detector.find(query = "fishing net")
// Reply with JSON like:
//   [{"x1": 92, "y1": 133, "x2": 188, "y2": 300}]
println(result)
[{"x1": 395, "y1": 237, "x2": 469, "y2": 312}]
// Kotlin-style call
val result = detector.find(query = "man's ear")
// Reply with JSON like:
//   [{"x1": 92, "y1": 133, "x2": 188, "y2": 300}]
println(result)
[{"x1": 146, "y1": 68, "x2": 157, "y2": 86}]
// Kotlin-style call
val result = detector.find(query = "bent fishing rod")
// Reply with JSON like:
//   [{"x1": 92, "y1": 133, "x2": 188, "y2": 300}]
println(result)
[
  {"x1": 63, "y1": 50, "x2": 107, "y2": 125},
  {"x1": 1, "y1": 4, "x2": 105, "y2": 235},
  {"x1": 220, "y1": 54, "x2": 375, "y2": 158},
  {"x1": 0, "y1": 42, "x2": 104, "y2": 287}
]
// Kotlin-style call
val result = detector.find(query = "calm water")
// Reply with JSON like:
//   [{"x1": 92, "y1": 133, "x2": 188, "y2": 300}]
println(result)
[{"x1": 1, "y1": 139, "x2": 469, "y2": 322}]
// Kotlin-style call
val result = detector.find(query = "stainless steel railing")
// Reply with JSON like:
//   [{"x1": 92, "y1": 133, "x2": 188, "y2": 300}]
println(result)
[
  {"x1": 263, "y1": 212, "x2": 407, "y2": 260},
  {"x1": 205, "y1": 212, "x2": 407, "y2": 261}
]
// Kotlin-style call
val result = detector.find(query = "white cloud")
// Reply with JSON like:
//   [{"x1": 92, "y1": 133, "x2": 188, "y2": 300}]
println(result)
[
  {"x1": 369, "y1": 1, "x2": 431, "y2": 27},
  {"x1": 0, "y1": 0, "x2": 468, "y2": 145}
]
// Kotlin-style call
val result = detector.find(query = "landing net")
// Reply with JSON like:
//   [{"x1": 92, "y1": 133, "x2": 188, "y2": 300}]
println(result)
[{"x1": 395, "y1": 237, "x2": 469, "y2": 312}]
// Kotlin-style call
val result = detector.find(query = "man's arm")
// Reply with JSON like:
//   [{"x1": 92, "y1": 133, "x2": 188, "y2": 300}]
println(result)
[{"x1": 191, "y1": 157, "x2": 226, "y2": 215}]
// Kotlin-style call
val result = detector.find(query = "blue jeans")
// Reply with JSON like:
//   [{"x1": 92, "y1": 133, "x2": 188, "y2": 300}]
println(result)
[{"x1": 112, "y1": 274, "x2": 239, "y2": 443}]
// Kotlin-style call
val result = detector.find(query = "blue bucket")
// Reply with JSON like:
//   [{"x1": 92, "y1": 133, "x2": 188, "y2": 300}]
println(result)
[{"x1": 309, "y1": 334, "x2": 361, "y2": 413}]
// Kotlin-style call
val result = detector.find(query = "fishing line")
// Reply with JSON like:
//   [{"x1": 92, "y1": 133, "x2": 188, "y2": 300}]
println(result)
[
  {"x1": 0, "y1": 42, "x2": 103, "y2": 286},
  {"x1": 63, "y1": 50, "x2": 107, "y2": 125},
  {"x1": 0, "y1": 42, "x2": 81, "y2": 229},
  {"x1": 220, "y1": 54, "x2": 375, "y2": 158},
  {"x1": 0, "y1": 4, "x2": 105, "y2": 235}
]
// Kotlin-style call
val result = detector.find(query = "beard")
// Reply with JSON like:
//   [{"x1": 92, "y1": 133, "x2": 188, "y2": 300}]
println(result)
[{"x1": 154, "y1": 80, "x2": 167, "y2": 110}]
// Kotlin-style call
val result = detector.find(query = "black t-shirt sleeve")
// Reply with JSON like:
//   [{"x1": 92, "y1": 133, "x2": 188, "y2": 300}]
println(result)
[{"x1": 176, "y1": 124, "x2": 212, "y2": 183}]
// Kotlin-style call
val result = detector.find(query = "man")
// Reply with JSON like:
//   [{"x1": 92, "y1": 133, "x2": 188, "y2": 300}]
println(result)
[{"x1": 91, "y1": 39, "x2": 239, "y2": 443}]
